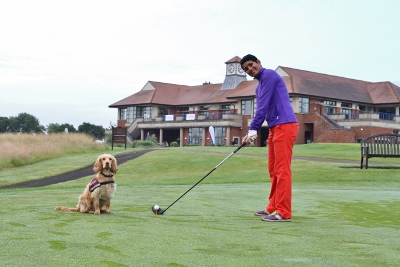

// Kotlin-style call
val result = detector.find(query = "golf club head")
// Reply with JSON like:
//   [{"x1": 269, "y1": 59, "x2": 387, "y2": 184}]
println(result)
[{"x1": 151, "y1": 205, "x2": 165, "y2": 215}]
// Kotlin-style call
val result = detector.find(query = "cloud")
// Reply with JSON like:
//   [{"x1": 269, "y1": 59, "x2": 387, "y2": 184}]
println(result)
[{"x1": 1, "y1": 0, "x2": 400, "y2": 129}]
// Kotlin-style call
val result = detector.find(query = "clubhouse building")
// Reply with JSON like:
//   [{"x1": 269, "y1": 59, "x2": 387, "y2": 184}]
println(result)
[{"x1": 109, "y1": 56, "x2": 400, "y2": 147}]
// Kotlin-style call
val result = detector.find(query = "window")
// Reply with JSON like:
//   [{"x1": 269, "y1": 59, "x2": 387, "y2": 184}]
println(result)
[
  {"x1": 241, "y1": 99, "x2": 252, "y2": 115},
  {"x1": 213, "y1": 127, "x2": 226, "y2": 146},
  {"x1": 126, "y1": 106, "x2": 152, "y2": 123},
  {"x1": 179, "y1": 107, "x2": 189, "y2": 114},
  {"x1": 139, "y1": 106, "x2": 152, "y2": 119},
  {"x1": 126, "y1": 107, "x2": 135, "y2": 123},
  {"x1": 200, "y1": 106, "x2": 209, "y2": 116},
  {"x1": 341, "y1": 103, "x2": 352, "y2": 118},
  {"x1": 232, "y1": 137, "x2": 240, "y2": 145},
  {"x1": 378, "y1": 107, "x2": 395, "y2": 113},
  {"x1": 342, "y1": 108, "x2": 351, "y2": 119},
  {"x1": 299, "y1": 98, "x2": 309, "y2": 113},
  {"x1": 158, "y1": 107, "x2": 169, "y2": 116},
  {"x1": 324, "y1": 100, "x2": 336, "y2": 114},
  {"x1": 221, "y1": 104, "x2": 231, "y2": 114},
  {"x1": 341, "y1": 103, "x2": 352, "y2": 108},
  {"x1": 120, "y1": 108, "x2": 127, "y2": 120},
  {"x1": 378, "y1": 107, "x2": 396, "y2": 120},
  {"x1": 188, "y1": 128, "x2": 203, "y2": 144}
]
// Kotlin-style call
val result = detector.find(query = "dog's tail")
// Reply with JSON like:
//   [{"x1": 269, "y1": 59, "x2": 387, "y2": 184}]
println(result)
[{"x1": 55, "y1": 206, "x2": 79, "y2": 212}]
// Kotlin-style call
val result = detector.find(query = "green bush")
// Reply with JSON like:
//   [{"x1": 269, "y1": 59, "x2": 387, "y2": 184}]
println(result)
[
  {"x1": 170, "y1": 141, "x2": 179, "y2": 147},
  {"x1": 149, "y1": 134, "x2": 158, "y2": 144},
  {"x1": 132, "y1": 140, "x2": 157, "y2": 148}
]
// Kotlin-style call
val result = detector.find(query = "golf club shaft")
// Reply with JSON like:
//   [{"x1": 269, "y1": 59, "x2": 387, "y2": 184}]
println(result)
[{"x1": 162, "y1": 143, "x2": 246, "y2": 213}]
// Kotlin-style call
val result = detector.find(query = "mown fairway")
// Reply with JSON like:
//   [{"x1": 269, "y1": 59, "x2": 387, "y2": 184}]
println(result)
[{"x1": 1, "y1": 144, "x2": 399, "y2": 266}]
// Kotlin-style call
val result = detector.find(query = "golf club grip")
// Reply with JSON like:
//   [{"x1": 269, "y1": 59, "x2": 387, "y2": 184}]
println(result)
[{"x1": 163, "y1": 144, "x2": 245, "y2": 213}]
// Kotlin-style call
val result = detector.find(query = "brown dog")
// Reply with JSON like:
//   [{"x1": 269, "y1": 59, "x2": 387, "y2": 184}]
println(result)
[{"x1": 55, "y1": 154, "x2": 118, "y2": 215}]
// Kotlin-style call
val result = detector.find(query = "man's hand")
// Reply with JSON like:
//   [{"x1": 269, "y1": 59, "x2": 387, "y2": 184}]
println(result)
[{"x1": 243, "y1": 130, "x2": 257, "y2": 144}]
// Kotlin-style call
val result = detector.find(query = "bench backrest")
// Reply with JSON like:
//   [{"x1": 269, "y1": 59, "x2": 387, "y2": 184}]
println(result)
[{"x1": 361, "y1": 133, "x2": 400, "y2": 155}]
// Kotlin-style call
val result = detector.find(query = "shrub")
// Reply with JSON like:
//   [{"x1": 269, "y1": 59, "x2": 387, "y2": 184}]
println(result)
[
  {"x1": 132, "y1": 140, "x2": 157, "y2": 148},
  {"x1": 149, "y1": 134, "x2": 158, "y2": 144},
  {"x1": 170, "y1": 141, "x2": 179, "y2": 147}
]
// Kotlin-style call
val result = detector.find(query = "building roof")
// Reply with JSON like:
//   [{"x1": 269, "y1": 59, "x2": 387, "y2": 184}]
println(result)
[
  {"x1": 225, "y1": 56, "x2": 241, "y2": 64},
  {"x1": 365, "y1": 82, "x2": 400, "y2": 104},
  {"x1": 109, "y1": 81, "x2": 236, "y2": 107},
  {"x1": 278, "y1": 66, "x2": 400, "y2": 104},
  {"x1": 109, "y1": 60, "x2": 400, "y2": 108},
  {"x1": 226, "y1": 80, "x2": 258, "y2": 99}
]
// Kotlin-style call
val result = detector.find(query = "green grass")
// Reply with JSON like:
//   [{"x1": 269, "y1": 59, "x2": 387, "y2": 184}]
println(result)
[{"x1": 1, "y1": 144, "x2": 400, "y2": 266}]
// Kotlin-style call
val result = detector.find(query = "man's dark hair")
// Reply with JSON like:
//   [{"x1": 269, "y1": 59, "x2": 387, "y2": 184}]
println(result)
[{"x1": 240, "y1": 54, "x2": 258, "y2": 67}]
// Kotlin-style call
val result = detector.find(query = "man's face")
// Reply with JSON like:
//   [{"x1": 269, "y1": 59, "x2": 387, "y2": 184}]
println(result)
[{"x1": 241, "y1": 59, "x2": 261, "y2": 77}]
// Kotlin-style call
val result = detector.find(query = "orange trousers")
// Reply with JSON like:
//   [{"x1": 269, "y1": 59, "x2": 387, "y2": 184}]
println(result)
[{"x1": 266, "y1": 122, "x2": 299, "y2": 219}]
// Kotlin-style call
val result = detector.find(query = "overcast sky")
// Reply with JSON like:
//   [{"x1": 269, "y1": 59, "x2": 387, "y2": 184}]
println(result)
[{"x1": 1, "y1": 0, "x2": 399, "y2": 129}]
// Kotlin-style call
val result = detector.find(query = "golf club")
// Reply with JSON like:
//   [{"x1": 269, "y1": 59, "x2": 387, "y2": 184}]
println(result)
[{"x1": 152, "y1": 143, "x2": 246, "y2": 215}]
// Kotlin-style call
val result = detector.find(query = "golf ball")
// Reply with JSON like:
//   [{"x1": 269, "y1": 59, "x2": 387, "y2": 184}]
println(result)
[{"x1": 153, "y1": 205, "x2": 160, "y2": 210}]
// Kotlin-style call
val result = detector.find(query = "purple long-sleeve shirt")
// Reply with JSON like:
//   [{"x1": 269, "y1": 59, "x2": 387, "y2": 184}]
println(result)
[{"x1": 249, "y1": 68, "x2": 298, "y2": 130}]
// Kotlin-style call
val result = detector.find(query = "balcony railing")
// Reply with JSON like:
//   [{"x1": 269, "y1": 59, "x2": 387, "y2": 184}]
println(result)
[
  {"x1": 327, "y1": 111, "x2": 398, "y2": 121},
  {"x1": 137, "y1": 112, "x2": 236, "y2": 123}
]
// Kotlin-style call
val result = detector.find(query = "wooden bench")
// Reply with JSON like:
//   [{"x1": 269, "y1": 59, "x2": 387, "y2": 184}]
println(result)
[{"x1": 360, "y1": 133, "x2": 400, "y2": 169}]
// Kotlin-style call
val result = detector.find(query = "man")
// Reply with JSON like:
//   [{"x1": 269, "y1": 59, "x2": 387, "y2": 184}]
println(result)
[{"x1": 241, "y1": 54, "x2": 299, "y2": 222}]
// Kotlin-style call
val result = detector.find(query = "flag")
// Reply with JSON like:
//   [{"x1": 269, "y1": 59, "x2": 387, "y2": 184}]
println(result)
[{"x1": 209, "y1": 126, "x2": 215, "y2": 144}]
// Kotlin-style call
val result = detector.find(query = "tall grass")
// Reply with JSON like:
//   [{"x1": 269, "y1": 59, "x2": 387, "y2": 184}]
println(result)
[{"x1": 0, "y1": 133, "x2": 107, "y2": 169}]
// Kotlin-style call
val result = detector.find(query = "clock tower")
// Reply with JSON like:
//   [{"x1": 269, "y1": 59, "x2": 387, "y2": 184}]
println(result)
[{"x1": 221, "y1": 56, "x2": 247, "y2": 90}]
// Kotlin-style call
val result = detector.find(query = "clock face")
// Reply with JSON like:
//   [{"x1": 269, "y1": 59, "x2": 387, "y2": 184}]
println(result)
[
  {"x1": 237, "y1": 64, "x2": 244, "y2": 74},
  {"x1": 228, "y1": 64, "x2": 235, "y2": 74}
]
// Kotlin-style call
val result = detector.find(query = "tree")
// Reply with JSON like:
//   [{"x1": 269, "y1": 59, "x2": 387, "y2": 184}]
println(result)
[
  {"x1": 78, "y1": 122, "x2": 105, "y2": 140},
  {"x1": 47, "y1": 123, "x2": 61, "y2": 133},
  {"x1": 47, "y1": 123, "x2": 77, "y2": 133},
  {"x1": 60, "y1": 123, "x2": 77, "y2": 133},
  {"x1": 7, "y1": 113, "x2": 44, "y2": 133},
  {"x1": 0, "y1": 117, "x2": 9, "y2": 133}
]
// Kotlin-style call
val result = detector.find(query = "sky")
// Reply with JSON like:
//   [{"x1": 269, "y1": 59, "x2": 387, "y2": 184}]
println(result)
[{"x1": 1, "y1": 0, "x2": 400, "y2": 129}]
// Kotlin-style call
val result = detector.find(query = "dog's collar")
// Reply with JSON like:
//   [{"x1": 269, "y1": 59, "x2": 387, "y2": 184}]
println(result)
[{"x1": 101, "y1": 172, "x2": 114, "y2": 177}]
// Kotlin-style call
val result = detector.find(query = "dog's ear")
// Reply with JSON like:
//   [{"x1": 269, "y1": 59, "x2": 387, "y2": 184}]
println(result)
[
  {"x1": 111, "y1": 156, "x2": 118, "y2": 173},
  {"x1": 93, "y1": 155, "x2": 102, "y2": 173}
]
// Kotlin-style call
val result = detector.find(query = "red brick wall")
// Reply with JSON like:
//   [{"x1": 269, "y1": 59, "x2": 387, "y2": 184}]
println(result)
[
  {"x1": 316, "y1": 129, "x2": 356, "y2": 143},
  {"x1": 352, "y1": 126, "x2": 395, "y2": 141},
  {"x1": 295, "y1": 113, "x2": 332, "y2": 144},
  {"x1": 295, "y1": 114, "x2": 306, "y2": 144},
  {"x1": 230, "y1": 127, "x2": 243, "y2": 144},
  {"x1": 295, "y1": 112, "x2": 361, "y2": 143},
  {"x1": 117, "y1": 120, "x2": 127, "y2": 127},
  {"x1": 309, "y1": 99, "x2": 323, "y2": 113}
]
